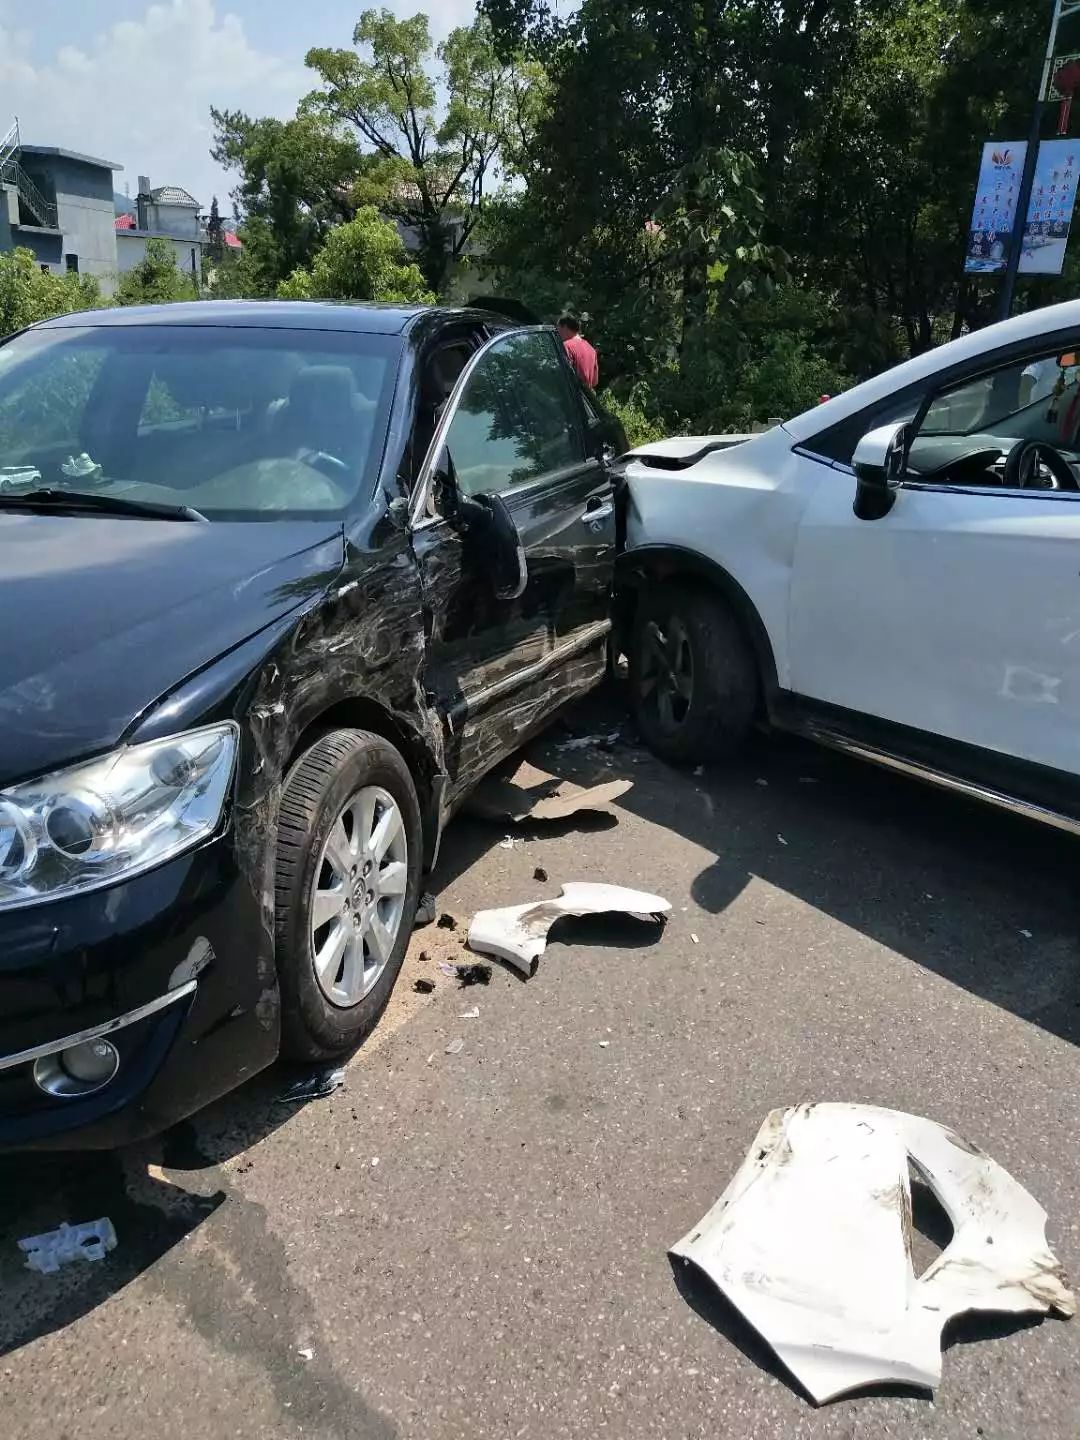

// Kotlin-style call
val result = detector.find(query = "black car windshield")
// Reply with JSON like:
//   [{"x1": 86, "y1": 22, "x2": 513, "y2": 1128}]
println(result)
[{"x1": 0, "y1": 324, "x2": 400, "y2": 520}]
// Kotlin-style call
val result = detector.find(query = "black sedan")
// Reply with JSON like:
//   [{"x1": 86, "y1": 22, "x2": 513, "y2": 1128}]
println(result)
[{"x1": 0, "y1": 300, "x2": 624, "y2": 1148}]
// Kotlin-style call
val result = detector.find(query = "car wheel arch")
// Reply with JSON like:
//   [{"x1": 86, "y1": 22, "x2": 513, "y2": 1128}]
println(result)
[
  {"x1": 616, "y1": 546, "x2": 780, "y2": 714},
  {"x1": 282, "y1": 696, "x2": 443, "y2": 868}
]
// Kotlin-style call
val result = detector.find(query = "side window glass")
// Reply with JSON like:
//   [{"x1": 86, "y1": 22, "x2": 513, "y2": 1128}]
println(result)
[
  {"x1": 908, "y1": 347, "x2": 1080, "y2": 487},
  {"x1": 443, "y1": 331, "x2": 584, "y2": 498},
  {"x1": 806, "y1": 393, "x2": 921, "y2": 466}
]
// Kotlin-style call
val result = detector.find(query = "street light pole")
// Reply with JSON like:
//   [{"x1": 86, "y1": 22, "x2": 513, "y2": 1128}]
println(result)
[{"x1": 997, "y1": 0, "x2": 1080, "y2": 322}]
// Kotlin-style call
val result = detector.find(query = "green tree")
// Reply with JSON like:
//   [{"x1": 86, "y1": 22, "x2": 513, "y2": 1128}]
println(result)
[
  {"x1": 0, "y1": 247, "x2": 102, "y2": 335},
  {"x1": 276, "y1": 205, "x2": 434, "y2": 302},
  {"x1": 211, "y1": 111, "x2": 363, "y2": 294},
  {"x1": 303, "y1": 9, "x2": 543, "y2": 292},
  {"x1": 116, "y1": 237, "x2": 198, "y2": 306},
  {"x1": 206, "y1": 195, "x2": 225, "y2": 263}
]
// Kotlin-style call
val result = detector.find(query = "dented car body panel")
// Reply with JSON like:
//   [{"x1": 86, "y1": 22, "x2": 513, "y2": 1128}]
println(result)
[{"x1": 0, "y1": 300, "x2": 619, "y2": 1149}]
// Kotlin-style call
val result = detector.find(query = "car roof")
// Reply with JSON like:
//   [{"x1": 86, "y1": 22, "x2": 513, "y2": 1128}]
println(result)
[
  {"x1": 31, "y1": 299, "x2": 508, "y2": 337},
  {"x1": 784, "y1": 299, "x2": 1080, "y2": 444}
]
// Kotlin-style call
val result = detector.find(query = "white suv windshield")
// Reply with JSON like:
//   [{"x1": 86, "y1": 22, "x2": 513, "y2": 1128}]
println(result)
[{"x1": 0, "y1": 325, "x2": 398, "y2": 519}]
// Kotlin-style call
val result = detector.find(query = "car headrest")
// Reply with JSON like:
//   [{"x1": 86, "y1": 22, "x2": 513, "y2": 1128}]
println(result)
[{"x1": 287, "y1": 365, "x2": 358, "y2": 421}]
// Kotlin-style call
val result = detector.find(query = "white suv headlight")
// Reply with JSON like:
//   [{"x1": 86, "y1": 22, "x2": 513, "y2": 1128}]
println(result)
[{"x1": 0, "y1": 722, "x2": 238, "y2": 912}]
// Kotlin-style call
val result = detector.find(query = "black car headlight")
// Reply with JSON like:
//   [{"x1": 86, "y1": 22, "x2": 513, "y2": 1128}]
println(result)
[{"x1": 0, "y1": 722, "x2": 238, "y2": 912}]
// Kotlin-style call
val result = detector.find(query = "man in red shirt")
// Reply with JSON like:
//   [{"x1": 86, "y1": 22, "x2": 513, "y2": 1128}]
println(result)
[{"x1": 558, "y1": 314, "x2": 599, "y2": 390}]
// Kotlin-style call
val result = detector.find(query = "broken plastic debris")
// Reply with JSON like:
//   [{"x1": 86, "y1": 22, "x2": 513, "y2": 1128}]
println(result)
[
  {"x1": 598, "y1": 1040, "x2": 610, "y2": 1049},
  {"x1": 470, "y1": 777, "x2": 632, "y2": 824},
  {"x1": 298, "y1": 1347, "x2": 314, "y2": 1361},
  {"x1": 555, "y1": 729, "x2": 623, "y2": 752},
  {"x1": 437, "y1": 914, "x2": 457, "y2": 931},
  {"x1": 413, "y1": 978, "x2": 435, "y2": 995},
  {"x1": 445, "y1": 1038, "x2": 464, "y2": 1055},
  {"x1": 671, "y1": 1104, "x2": 1075, "y2": 1405},
  {"x1": 275, "y1": 1066, "x2": 345, "y2": 1103},
  {"x1": 499, "y1": 835, "x2": 518, "y2": 849},
  {"x1": 414, "y1": 892, "x2": 438, "y2": 927},
  {"x1": 533, "y1": 866, "x2": 548, "y2": 882},
  {"x1": 690, "y1": 933, "x2": 699, "y2": 944},
  {"x1": 1020, "y1": 929, "x2": 1033, "y2": 939},
  {"x1": 755, "y1": 777, "x2": 768, "y2": 787},
  {"x1": 777, "y1": 834, "x2": 788, "y2": 845},
  {"x1": 457, "y1": 962, "x2": 491, "y2": 987},
  {"x1": 459, "y1": 1006, "x2": 480, "y2": 1020},
  {"x1": 468, "y1": 882, "x2": 671, "y2": 978},
  {"x1": 19, "y1": 1218, "x2": 117, "y2": 1274}
]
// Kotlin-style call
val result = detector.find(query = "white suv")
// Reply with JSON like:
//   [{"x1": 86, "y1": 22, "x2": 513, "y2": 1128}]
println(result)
[{"x1": 618, "y1": 301, "x2": 1080, "y2": 835}]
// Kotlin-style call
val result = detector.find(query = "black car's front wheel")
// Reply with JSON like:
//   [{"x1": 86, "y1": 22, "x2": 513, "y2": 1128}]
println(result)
[
  {"x1": 274, "y1": 729, "x2": 422, "y2": 1060},
  {"x1": 629, "y1": 583, "x2": 758, "y2": 764}
]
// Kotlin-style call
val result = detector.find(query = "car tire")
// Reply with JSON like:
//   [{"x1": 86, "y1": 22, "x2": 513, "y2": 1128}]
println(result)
[
  {"x1": 629, "y1": 583, "x2": 758, "y2": 764},
  {"x1": 274, "y1": 729, "x2": 422, "y2": 1061}
]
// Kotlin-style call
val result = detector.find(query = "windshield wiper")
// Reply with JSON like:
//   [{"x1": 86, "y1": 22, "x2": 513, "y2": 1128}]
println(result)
[{"x1": 0, "y1": 488, "x2": 208, "y2": 522}]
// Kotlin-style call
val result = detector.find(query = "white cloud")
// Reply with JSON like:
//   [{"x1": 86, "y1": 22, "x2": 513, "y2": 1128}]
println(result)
[{"x1": 0, "y1": 0, "x2": 307, "y2": 208}]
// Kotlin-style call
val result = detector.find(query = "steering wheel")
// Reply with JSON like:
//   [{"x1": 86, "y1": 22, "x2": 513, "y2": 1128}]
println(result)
[{"x1": 1002, "y1": 439, "x2": 1079, "y2": 491}]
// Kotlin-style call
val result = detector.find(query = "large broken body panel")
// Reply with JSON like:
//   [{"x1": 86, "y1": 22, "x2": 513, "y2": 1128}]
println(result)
[
  {"x1": 468, "y1": 882, "x2": 671, "y2": 976},
  {"x1": 671, "y1": 1104, "x2": 1075, "y2": 1405}
]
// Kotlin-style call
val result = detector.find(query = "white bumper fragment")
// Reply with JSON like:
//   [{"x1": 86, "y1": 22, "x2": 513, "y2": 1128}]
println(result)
[{"x1": 671, "y1": 1103, "x2": 1075, "y2": 1404}]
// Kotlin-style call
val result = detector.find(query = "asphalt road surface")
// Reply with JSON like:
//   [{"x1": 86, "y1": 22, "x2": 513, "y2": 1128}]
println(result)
[{"x1": 3, "y1": 689, "x2": 1079, "y2": 1439}]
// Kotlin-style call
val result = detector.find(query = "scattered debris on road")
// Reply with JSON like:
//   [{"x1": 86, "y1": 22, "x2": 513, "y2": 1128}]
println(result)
[
  {"x1": 469, "y1": 777, "x2": 632, "y2": 824},
  {"x1": 555, "y1": 729, "x2": 623, "y2": 753},
  {"x1": 671, "y1": 1103, "x2": 1075, "y2": 1405},
  {"x1": 437, "y1": 914, "x2": 457, "y2": 931},
  {"x1": 414, "y1": 892, "x2": 438, "y2": 927},
  {"x1": 19, "y1": 1218, "x2": 117, "y2": 1274},
  {"x1": 445, "y1": 1038, "x2": 464, "y2": 1056},
  {"x1": 413, "y1": 978, "x2": 435, "y2": 994},
  {"x1": 777, "y1": 834, "x2": 788, "y2": 845},
  {"x1": 459, "y1": 1006, "x2": 480, "y2": 1020},
  {"x1": 468, "y1": 882, "x2": 671, "y2": 977},
  {"x1": 456, "y1": 962, "x2": 492, "y2": 988},
  {"x1": 275, "y1": 1066, "x2": 346, "y2": 1104},
  {"x1": 534, "y1": 866, "x2": 548, "y2": 882}
]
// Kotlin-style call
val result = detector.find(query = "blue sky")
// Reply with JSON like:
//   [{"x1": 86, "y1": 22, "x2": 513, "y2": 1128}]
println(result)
[{"x1": 0, "y1": 0, "x2": 481, "y2": 210}]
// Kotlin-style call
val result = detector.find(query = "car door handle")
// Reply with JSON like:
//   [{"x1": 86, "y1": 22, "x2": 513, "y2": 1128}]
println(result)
[{"x1": 585, "y1": 500, "x2": 614, "y2": 529}]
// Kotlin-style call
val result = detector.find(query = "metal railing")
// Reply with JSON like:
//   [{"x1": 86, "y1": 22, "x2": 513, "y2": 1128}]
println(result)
[
  {"x1": 0, "y1": 118, "x2": 18, "y2": 171},
  {"x1": 0, "y1": 117, "x2": 59, "y2": 230}
]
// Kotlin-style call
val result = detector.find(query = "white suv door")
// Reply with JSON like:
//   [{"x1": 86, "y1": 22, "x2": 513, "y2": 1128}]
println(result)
[{"x1": 788, "y1": 346, "x2": 1080, "y2": 775}]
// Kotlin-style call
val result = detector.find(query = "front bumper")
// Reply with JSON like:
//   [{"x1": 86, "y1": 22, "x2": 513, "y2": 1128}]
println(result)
[{"x1": 0, "y1": 833, "x2": 280, "y2": 1150}]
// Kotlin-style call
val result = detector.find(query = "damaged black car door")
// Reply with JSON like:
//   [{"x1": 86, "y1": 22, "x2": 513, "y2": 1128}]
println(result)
[{"x1": 409, "y1": 327, "x2": 617, "y2": 806}]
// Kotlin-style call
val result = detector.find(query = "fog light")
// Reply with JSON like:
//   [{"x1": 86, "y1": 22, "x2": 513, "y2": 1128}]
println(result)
[{"x1": 33, "y1": 1038, "x2": 120, "y2": 1098}]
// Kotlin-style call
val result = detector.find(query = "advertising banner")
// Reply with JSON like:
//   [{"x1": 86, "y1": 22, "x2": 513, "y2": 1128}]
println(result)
[
  {"x1": 964, "y1": 142, "x2": 1027, "y2": 273},
  {"x1": 1018, "y1": 138, "x2": 1079, "y2": 274}
]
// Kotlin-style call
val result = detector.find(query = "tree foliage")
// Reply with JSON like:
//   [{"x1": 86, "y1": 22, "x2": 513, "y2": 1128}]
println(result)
[
  {"x1": 478, "y1": 0, "x2": 1080, "y2": 431},
  {"x1": 301, "y1": 9, "x2": 543, "y2": 292},
  {"x1": 277, "y1": 206, "x2": 433, "y2": 303},
  {"x1": 211, "y1": 111, "x2": 362, "y2": 295},
  {"x1": 116, "y1": 237, "x2": 198, "y2": 307},
  {"x1": 0, "y1": 247, "x2": 102, "y2": 334}
]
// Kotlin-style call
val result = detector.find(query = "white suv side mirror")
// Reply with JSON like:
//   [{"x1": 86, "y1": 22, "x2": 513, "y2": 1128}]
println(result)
[{"x1": 853, "y1": 421, "x2": 910, "y2": 521}]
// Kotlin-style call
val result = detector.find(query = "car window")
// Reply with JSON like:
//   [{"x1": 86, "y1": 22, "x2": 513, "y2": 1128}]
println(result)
[
  {"x1": 443, "y1": 330, "x2": 584, "y2": 498},
  {"x1": 906, "y1": 345, "x2": 1080, "y2": 488},
  {"x1": 0, "y1": 325, "x2": 399, "y2": 519}
]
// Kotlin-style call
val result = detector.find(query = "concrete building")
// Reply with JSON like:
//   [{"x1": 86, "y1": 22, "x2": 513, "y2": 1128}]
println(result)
[
  {"x1": 0, "y1": 120, "x2": 122, "y2": 293},
  {"x1": 115, "y1": 178, "x2": 203, "y2": 286}
]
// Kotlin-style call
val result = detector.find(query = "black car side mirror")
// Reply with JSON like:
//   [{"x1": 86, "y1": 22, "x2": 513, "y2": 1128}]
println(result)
[
  {"x1": 458, "y1": 491, "x2": 528, "y2": 600},
  {"x1": 853, "y1": 421, "x2": 909, "y2": 521}
]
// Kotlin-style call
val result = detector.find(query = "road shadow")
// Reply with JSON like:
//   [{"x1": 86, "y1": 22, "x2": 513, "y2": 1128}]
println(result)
[
  {"x1": 0, "y1": 1147, "x2": 224, "y2": 1359},
  {"x1": 535, "y1": 684, "x2": 1080, "y2": 1051}
]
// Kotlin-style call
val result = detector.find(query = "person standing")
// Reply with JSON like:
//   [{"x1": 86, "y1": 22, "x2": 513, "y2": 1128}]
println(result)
[{"x1": 558, "y1": 314, "x2": 599, "y2": 390}]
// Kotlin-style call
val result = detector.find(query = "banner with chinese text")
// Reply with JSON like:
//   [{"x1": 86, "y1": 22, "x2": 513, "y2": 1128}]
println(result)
[
  {"x1": 964, "y1": 142, "x2": 1027, "y2": 273},
  {"x1": 1018, "y1": 139, "x2": 1079, "y2": 275}
]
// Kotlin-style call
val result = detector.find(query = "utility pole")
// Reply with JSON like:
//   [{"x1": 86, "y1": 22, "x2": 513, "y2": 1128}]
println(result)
[{"x1": 998, "y1": 0, "x2": 1080, "y2": 322}]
